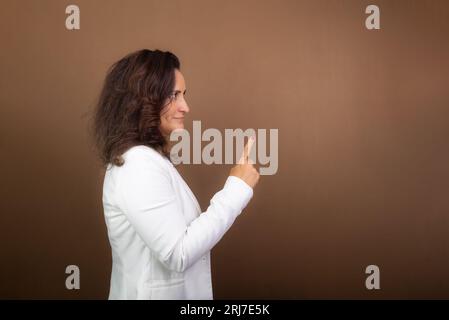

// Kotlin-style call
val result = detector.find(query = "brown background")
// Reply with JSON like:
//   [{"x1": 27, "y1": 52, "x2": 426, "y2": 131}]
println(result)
[{"x1": 1, "y1": 0, "x2": 448, "y2": 299}]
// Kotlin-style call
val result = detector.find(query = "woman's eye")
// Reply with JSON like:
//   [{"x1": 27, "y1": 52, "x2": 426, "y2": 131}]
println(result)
[{"x1": 170, "y1": 91, "x2": 185, "y2": 102}]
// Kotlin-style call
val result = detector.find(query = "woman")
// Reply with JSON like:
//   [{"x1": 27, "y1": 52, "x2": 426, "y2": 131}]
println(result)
[{"x1": 93, "y1": 49, "x2": 259, "y2": 299}]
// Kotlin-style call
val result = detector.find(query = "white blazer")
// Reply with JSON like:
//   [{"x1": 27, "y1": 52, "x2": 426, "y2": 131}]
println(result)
[{"x1": 102, "y1": 145, "x2": 253, "y2": 299}]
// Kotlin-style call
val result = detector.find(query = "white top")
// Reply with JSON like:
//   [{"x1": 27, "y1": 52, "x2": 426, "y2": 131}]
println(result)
[{"x1": 102, "y1": 145, "x2": 253, "y2": 299}]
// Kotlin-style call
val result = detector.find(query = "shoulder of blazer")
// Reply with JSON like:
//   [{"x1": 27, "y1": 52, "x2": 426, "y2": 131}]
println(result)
[
  {"x1": 122, "y1": 145, "x2": 171, "y2": 168},
  {"x1": 114, "y1": 145, "x2": 175, "y2": 205},
  {"x1": 118, "y1": 145, "x2": 175, "y2": 182}
]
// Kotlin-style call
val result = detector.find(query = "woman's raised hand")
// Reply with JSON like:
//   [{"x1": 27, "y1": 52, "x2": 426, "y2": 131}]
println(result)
[{"x1": 229, "y1": 136, "x2": 260, "y2": 189}]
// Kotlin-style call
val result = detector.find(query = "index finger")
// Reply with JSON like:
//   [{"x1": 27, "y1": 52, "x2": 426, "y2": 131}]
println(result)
[{"x1": 238, "y1": 136, "x2": 255, "y2": 164}]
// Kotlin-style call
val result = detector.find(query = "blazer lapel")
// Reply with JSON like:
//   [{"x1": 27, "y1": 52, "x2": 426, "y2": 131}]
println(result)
[
  {"x1": 179, "y1": 176, "x2": 202, "y2": 215},
  {"x1": 170, "y1": 165, "x2": 202, "y2": 216}
]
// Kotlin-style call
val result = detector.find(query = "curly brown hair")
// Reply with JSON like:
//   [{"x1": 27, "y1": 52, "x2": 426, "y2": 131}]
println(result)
[{"x1": 91, "y1": 49, "x2": 180, "y2": 168}]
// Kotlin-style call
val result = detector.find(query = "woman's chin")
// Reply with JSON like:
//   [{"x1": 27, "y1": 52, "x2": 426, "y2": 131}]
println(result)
[{"x1": 170, "y1": 125, "x2": 185, "y2": 134}]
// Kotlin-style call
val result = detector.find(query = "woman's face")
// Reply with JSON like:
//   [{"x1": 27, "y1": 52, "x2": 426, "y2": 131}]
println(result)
[{"x1": 159, "y1": 69, "x2": 190, "y2": 138}]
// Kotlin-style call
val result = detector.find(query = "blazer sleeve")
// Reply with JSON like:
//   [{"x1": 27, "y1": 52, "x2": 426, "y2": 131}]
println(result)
[{"x1": 116, "y1": 150, "x2": 253, "y2": 273}]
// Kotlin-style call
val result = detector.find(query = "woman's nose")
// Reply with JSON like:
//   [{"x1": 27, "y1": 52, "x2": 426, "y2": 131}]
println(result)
[{"x1": 179, "y1": 100, "x2": 190, "y2": 113}]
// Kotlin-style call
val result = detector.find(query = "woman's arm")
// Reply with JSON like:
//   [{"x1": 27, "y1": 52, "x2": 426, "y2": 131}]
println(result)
[{"x1": 116, "y1": 150, "x2": 253, "y2": 273}]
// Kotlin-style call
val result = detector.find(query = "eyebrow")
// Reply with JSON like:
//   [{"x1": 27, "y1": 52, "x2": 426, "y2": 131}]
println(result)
[{"x1": 173, "y1": 89, "x2": 187, "y2": 95}]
